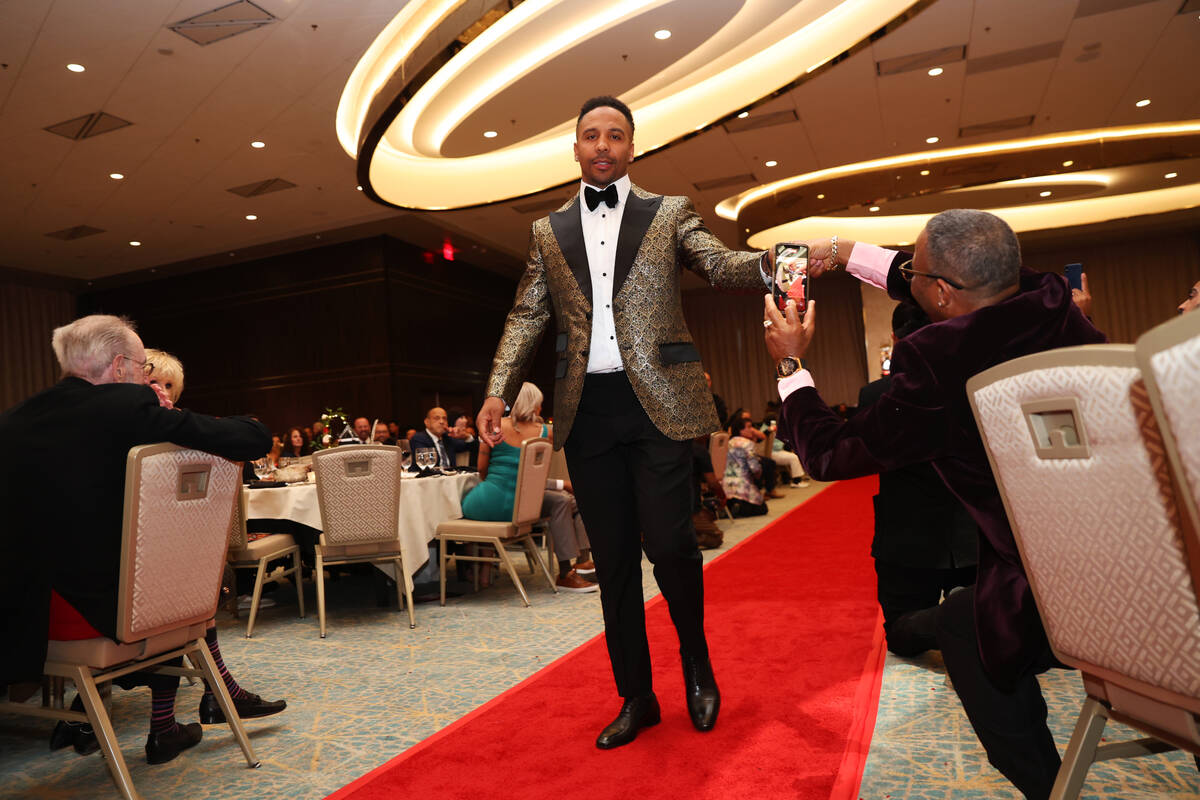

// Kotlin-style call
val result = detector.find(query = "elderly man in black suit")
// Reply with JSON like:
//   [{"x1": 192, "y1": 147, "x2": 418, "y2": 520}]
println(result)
[{"x1": 0, "y1": 314, "x2": 281, "y2": 765}]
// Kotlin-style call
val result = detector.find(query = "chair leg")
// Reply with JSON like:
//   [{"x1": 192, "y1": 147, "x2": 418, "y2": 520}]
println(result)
[
  {"x1": 394, "y1": 557, "x2": 415, "y2": 628},
  {"x1": 292, "y1": 549, "x2": 306, "y2": 619},
  {"x1": 439, "y1": 536, "x2": 448, "y2": 606},
  {"x1": 70, "y1": 665, "x2": 139, "y2": 800},
  {"x1": 1050, "y1": 697, "x2": 1109, "y2": 800},
  {"x1": 496, "y1": 540, "x2": 530, "y2": 606},
  {"x1": 523, "y1": 537, "x2": 556, "y2": 592},
  {"x1": 246, "y1": 558, "x2": 268, "y2": 638},
  {"x1": 189, "y1": 643, "x2": 260, "y2": 769},
  {"x1": 315, "y1": 552, "x2": 328, "y2": 638}
]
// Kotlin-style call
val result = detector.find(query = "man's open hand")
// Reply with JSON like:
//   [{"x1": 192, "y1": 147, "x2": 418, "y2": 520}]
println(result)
[{"x1": 764, "y1": 294, "x2": 816, "y2": 362}]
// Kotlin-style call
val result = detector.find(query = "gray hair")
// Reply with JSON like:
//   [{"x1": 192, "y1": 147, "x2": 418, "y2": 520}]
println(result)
[
  {"x1": 51, "y1": 315, "x2": 139, "y2": 381},
  {"x1": 510, "y1": 382, "x2": 543, "y2": 423},
  {"x1": 924, "y1": 209, "x2": 1020, "y2": 294}
]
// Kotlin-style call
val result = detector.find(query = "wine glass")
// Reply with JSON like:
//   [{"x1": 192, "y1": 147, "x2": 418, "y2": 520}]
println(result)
[
  {"x1": 397, "y1": 439, "x2": 412, "y2": 472},
  {"x1": 251, "y1": 458, "x2": 274, "y2": 481},
  {"x1": 417, "y1": 448, "x2": 434, "y2": 473}
]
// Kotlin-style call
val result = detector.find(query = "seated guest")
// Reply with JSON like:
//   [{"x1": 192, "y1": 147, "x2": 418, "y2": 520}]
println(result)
[
  {"x1": 388, "y1": 421, "x2": 401, "y2": 440},
  {"x1": 734, "y1": 408, "x2": 781, "y2": 498},
  {"x1": 282, "y1": 426, "x2": 311, "y2": 458},
  {"x1": 404, "y1": 427, "x2": 417, "y2": 442},
  {"x1": 857, "y1": 302, "x2": 977, "y2": 657},
  {"x1": 350, "y1": 416, "x2": 372, "y2": 444},
  {"x1": 764, "y1": 209, "x2": 1105, "y2": 799},
  {"x1": 411, "y1": 406, "x2": 470, "y2": 468},
  {"x1": 691, "y1": 438, "x2": 725, "y2": 549},
  {"x1": 311, "y1": 420, "x2": 326, "y2": 450},
  {"x1": 0, "y1": 315, "x2": 286, "y2": 765},
  {"x1": 461, "y1": 383, "x2": 596, "y2": 592},
  {"x1": 1180, "y1": 278, "x2": 1200, "y2": 314},
  {"x1": 372, "y1": 421, "x2": 394, "y2": 445},
  {"x1": 143, "y1": 348, "x2": 183, "y2": 406},
  {"x1": 721, "y1": 414, "x2": 768, "y2": 518}
]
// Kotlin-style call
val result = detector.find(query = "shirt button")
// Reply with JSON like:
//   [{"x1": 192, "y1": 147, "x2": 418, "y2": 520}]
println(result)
[
  {"x1": 600, "y1": 241, "x2": 605, "y2": 245},
  {"x1": 610, "y1": 336, "x2": 614, "y2": 340},
  {"x1": 602, "y1": 272, "x2": 607, "y2": 276}
]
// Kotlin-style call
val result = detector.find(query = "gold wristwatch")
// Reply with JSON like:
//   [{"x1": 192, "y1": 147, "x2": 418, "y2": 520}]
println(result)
[{"x1": 776, "y1": 356, "x2": 802, "y2": 379}]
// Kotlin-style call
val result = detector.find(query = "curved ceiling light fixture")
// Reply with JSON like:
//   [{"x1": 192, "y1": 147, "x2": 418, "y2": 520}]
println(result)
[
  {"x1": 718, "y1": 120, "x2": 1200, "y2": 245},
  {"x1": 336, "y1": 0, "x2": 925, "y2": 210}
]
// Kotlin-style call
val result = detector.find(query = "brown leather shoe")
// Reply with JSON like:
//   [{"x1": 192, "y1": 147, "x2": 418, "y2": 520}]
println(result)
[
  {"x1": 573, "y1": 559, "x2": 596, "y2": 574},
  {"x1": 556, "y1": 570, "x2": 599, "y2": 593}
]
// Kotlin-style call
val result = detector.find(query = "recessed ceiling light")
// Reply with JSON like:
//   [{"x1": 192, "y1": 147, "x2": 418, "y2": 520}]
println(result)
[
  {"x1": 356, "y1": 185, "x2": 363, "y2": 191},
  {"x1": 1039, "y1": 190, "x2": 1052, "y2": 197},
  {"x1": 737, "y1": 111, "x2": 749, "y2": 119},
  {"x1": 250, "y1": 140, "x2": 265, "y2": 149},
  {"x1": 764, "y1": 160, "x2": 778, "y2": 167},
  {"x1": 919, "y1": 169, "x2": 930, "y2": 176},
  {"x1": 1135, "y1": 99, "x2": 1151, "y2": 108},
  {"x1": 925, "y1": 136, "x2": 939, "y2": 144},
  {"x1": 927, "y1": 67, "x2": 943, "y2": 76},
  {"x1": 109, "y1": 172, "x2": 124, "y2": 180},
  {"x1": 654, "y1": 29, "x2": 671, "y2": 40},
  {"x1": 483, "y1": 130, "x2": 498, "y2": 138},
  {"x1": 129, "y1": 241, "x2": 141, "y2": 247},
  {"x1": 816, "y1": 193, "x2": 825, "y2": 199},
  {"x1": 66, "y1": 64, "x2": 85, "y2": 73},
  {"x1": 245, "y1": 214, "x2": 258, "y2": 221},
  {"x1": 1062, "y1": 160, "x2": 1074, "y2": 167},
  {"x1": 869, "y1": 205, "x2": 880, "y2": 212},
  {"x1": 1165, "y1": 172, "x2": 1178, "y2": 179}
]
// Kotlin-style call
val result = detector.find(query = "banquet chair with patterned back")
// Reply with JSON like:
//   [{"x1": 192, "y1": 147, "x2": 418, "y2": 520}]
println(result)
[
  {"x1": 435, "y1": 437, "x2": 557, "y2": 606},
  {"x1": 227, "y1": 487, "x2": 304, "y2": 638},
  {"x1": 707, "y1": 432, "x2": 734, "y2": 521},
  {"x1": 967, "y1": 345, "x2": 1200, "y2": 800},
  {"x1": 1, "y1": 444, "x2": 260, "y2": 800},
  {"x1": 312, "y1": 445, "x2": 412, "y2": 637}
]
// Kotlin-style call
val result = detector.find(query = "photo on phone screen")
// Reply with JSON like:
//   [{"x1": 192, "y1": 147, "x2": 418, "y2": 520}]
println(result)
[
  {"x1": 773, "y1": 242, "x2": 809, "y2": 314},
  {"x1": 1064, "y1": 263, "x2": 1083, "y2": 291}
]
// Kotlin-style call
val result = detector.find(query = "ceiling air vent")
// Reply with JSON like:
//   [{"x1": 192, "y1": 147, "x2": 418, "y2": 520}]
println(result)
[
  {"x1": 45, "y1": 225, "x2": 105, "y2": 240},
  {"x1": 967, "y1": 42, "x2": 1062, "y2": 75},
  {"x1": 959, "y1": 115, "x2": 1035, "y2": 138},
  {"x1": 723, "y1": 109, "x2": 797, "y2": 134},
  {"x1": 693, "y1": 173, "x2": 757, "y2": 192},
  {"x1": 512, "y1": 196, "x2": 569, "y2": 214},
  {"x1": 877, "y1": 45, "x2": 965, "y2": 76},
  {"x1": 44, "y1": 112, "x2": 131, "y2": 140},
  {"x1": 943, "y1": 161, "x2": 1002, "y2": 176},
  {"x1": 168, "y1": 0, "x2": 276, "y2": 46},
  {"x1": 227, "y1": 178, "x2": 297, "y2": 197}
]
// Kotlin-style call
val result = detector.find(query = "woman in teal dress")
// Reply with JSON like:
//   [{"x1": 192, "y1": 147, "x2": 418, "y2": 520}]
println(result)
[{"x1": 460, "y1": 382, "x2": 596, "y2": 592}]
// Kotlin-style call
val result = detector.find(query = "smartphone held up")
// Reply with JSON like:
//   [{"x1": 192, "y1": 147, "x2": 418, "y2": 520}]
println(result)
[{"x1": 773, "y1": 242, "x2": 809, "y2": 316}]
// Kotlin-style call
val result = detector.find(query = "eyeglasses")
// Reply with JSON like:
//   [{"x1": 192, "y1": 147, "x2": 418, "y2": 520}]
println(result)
[
  {"x1": 119, "y1": 354, "x2": 155, "y2": 378},
  {"x1": 896, "y1": 259, "x2": 969, "y2": 291}
]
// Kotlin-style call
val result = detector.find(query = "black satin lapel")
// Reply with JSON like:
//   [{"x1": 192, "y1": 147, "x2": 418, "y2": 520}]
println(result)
[
  {"x1": 613, "y1": 192, "x2": 663, "y2": 297},
  {"x1": 549, "y1": 201, "x2": 592, "y2": 308}
]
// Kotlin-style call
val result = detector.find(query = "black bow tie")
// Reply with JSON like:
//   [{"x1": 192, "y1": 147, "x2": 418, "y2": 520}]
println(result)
[{"x1": 584, "y1": 184, "x2": 619, "y2": 211}]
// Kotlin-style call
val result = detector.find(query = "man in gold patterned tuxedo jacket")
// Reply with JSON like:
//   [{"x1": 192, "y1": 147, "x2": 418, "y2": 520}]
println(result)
[{"x1": 478, "y1": 96, "x2": 768, "y2": 750}]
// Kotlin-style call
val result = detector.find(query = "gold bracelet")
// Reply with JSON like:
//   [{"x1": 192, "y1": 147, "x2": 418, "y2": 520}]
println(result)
[{"x1": 830, "y1": 235, "x2": 839, "y2": 269}]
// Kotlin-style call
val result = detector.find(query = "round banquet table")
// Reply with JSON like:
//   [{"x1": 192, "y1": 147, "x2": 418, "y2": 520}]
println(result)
[{"x1": 243, "y1": 471, "x2": 481, "y2": 590}]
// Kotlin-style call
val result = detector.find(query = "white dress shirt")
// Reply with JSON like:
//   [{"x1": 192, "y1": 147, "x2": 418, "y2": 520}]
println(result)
[{"x1": 579, "y1": 174, "x2": 632, "y2": 374}]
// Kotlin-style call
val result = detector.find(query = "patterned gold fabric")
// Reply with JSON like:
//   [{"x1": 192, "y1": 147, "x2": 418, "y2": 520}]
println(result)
[{"x1": 485, "y1": 185, "x2": 764, "y2": 447}]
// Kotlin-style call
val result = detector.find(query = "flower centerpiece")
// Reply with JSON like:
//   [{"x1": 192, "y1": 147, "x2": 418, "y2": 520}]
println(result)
[{"x1": 316, "y1": 407, "x2": 347, "y2": 449}]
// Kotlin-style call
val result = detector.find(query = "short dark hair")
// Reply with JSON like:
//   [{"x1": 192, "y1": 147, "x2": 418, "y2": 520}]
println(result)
[{"x1": 577, "y1": 95, "x2": 634, "y2": 138}]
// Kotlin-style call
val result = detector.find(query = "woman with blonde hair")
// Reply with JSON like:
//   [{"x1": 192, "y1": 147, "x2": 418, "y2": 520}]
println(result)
[
  {"x1": 460, "y1": 382, "x2": 596, "y2": 592},
  {"x1": 143, "y1": 348, "x2": 184, "y2": 407}
]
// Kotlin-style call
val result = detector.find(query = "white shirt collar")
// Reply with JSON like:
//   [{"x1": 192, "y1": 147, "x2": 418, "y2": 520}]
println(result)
[
  {"x1": 424, "y1": 427, "x2": 442, "y2": 442},
  {"x1": 578, "y1": 173, "x2": 631, "y2": 214}
]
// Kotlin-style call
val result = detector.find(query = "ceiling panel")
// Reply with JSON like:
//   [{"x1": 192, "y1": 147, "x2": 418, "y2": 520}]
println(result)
[
  {"x1": 870, "y1": 0, "x2": 972, "y2": 60},
  {"x1": 877, "y1": 60, "x2": 965, "y2": 150},
  {"x1": 1107, "y1": 10, "x2": 1200, "y2": 126},
  {"x1": 966, "y1": 0, "x2": 1075, "y2": 58},
  {"x1": 789, "y1": 47, "x2": 887, "y2": 167},
  {"x1": 960, "y1": 60, "x2": 1056, "y2": 128}
]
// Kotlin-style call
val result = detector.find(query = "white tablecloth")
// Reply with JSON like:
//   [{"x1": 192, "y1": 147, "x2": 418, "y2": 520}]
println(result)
[{"x1": 243, "y1": 472, "x2": 480, "y2": 589}]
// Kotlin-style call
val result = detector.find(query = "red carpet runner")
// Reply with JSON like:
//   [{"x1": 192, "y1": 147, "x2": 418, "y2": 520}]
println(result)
[{"x1": 329, "y1": 477, "x2": 885, "y2": 800}]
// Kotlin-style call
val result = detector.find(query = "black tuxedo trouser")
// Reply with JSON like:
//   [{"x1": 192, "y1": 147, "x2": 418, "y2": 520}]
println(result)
[{"x1": 564, "y1": 371, "x2": 708, "y2": 698}]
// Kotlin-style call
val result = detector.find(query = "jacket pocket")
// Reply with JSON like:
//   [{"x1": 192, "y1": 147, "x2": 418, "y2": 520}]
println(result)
[
  {"x1": 659, "y1": 341, "x2": 702, "y2": 365},
  {"x1": 555, "y1": 358, "x2": 568, "y2": 379}
]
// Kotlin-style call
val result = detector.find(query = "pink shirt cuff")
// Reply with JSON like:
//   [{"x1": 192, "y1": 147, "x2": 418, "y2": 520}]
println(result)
[
  {"x1": 846, "y1": 242, "x2": 897, "y2": 291},
  {"x1": 777, "y1": 370, "x2": 815, "y2": 401}
]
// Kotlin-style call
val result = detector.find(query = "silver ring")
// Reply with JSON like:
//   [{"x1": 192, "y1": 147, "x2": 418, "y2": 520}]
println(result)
[{"x1": 763, "y1": 319, "x2": 773, "y2": 328}]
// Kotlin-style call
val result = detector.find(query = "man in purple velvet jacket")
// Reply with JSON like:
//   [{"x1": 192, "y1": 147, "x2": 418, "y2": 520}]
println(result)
[{"x1": 763, "y1": 209, "x2": 1105, "y2": 799}]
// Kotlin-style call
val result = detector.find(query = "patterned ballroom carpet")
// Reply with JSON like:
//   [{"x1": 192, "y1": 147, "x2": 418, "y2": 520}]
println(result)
[{"x1": 1, "y1": 480, "x2": 1195, "y2": 799}]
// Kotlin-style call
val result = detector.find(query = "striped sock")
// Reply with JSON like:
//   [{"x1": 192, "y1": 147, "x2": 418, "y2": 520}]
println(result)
[
  {"x1": 201, "y1": 628, "x2": 249, "y2": 702},
  {"x1": 149, "y1": 686, "x2": 178, "y2": 736}
]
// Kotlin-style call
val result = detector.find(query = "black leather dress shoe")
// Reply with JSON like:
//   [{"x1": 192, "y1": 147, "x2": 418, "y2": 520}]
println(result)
[
  {"x1": 199, "y1": 692, "x2": 287, "y2": 724},
  {"x1": 50, "y1": 720, "x2": 99, "y2": 755},
  {"x1": 682, "y1": 654, "x2": 720, "y2": 731},
  {"x1": 145, "y1": 722, "x2": 202, "y2": 765},
  {"x1": 595, "y1": 693, "x2": 660, "y2": 749}
]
